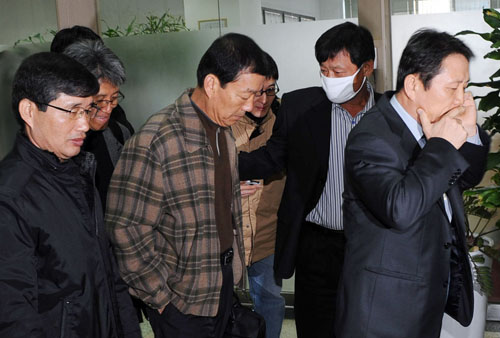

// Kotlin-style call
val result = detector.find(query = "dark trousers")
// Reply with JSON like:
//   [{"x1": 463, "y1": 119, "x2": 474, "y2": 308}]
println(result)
[
  {"x1": 294, "y1": 221, "x2": 345, "y2": 338},
  {"x1": 146, "y1": 257, "x2": 234, "y2": 338}
]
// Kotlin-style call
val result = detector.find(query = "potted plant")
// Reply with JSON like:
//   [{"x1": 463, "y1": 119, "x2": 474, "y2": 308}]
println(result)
[
  {"x1": 441, "y1": 8, "x2": 500, "y2": 338},
  {"x1": 456, "y1": 7, "x2": 500, "y2": 296},
  {"x1": 101, "y1": 11, "x2": 189, "y2": 38}
]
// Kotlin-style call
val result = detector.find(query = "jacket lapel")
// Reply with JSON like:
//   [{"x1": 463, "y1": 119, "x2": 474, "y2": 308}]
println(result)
[
  {"x1": 378, "y1": 93, "x2": 460, "y2": 225},
  {"x1": 304, "y1": 95, "x2": 333, "y2": 174},
  {"x1": 377, "y1": 92, "x2": 419, "y2": 159},
  {"x1": 447, "y1": 186, "x2": 466, "y2": 234}
]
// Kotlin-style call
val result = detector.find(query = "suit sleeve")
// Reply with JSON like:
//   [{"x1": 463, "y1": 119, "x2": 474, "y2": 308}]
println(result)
[
  {"x1": 345, "y1": 133, "x2": 474, "y2": 231},
  {"x1": 457, "y1": 126, "x2": 490, "y2": 191},
  {"x1": 238, "y1": 93, "x2": 290, "y2": 180},
  {"x1": 0, "y1": 204, "x2": 44, "y2": 338}
]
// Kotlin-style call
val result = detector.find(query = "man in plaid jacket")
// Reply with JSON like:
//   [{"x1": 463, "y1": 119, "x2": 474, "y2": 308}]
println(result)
[{"x1": 105, "y1": 33, "x2": 268, "y2": 338}]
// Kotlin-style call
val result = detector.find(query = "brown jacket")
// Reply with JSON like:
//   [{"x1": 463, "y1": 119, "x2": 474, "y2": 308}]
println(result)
[
  {"x1": 106, "y1": 90, "x2": 245, "y2": 317},
  {"x1": 232, "y1": 110, "x2": 286, "y2": 265}
]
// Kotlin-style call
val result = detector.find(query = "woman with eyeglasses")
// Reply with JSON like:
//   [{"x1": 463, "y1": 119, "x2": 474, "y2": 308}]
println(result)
[
  {"x1": 63, "y1": 39, "x2": 135, "y2": 211},
  {"x1": 231, "y1": 52, "x2": 286, "y2": 338}
]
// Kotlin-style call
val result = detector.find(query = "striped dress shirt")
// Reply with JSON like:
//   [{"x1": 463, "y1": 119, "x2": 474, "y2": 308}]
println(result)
[{"x1": 306, "y1": 82, "x2": 375, "y2": 230}]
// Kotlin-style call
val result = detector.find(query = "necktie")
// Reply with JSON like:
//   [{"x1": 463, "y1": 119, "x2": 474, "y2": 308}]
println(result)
[{"x1": 418, "y1": 135, "x2": 452, "y2": 222}]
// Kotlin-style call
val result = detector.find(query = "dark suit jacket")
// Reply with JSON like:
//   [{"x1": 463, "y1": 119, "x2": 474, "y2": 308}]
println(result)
[
  {"x1": 239, "y1": 87, "x2": 340, "y2": 278},
  {"x1": 336, "y1": 92, "x2": 489, "y2": 338}
]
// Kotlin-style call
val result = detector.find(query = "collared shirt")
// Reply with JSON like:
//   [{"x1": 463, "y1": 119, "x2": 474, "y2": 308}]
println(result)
[
  {"x1": 390, "y1": 94, "x2": 482, "y2": 222},
  {"x1": 389, "y1": 95, "x2": 482, "y2": 147},
  {"x1": 191, "y1": 98, "x2": 234, "y2": 252},
  {"x1": 306, "y1": 82, "x2": 375, "y2": 230}
]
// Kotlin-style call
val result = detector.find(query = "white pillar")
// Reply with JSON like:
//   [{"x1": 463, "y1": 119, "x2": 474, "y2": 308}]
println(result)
[
  {"x1": 55, "y1": 0, "x2": 100, "y2": 34},
  {"x1": 358, "y1": 0, "x2": 393, "y2": 92}
]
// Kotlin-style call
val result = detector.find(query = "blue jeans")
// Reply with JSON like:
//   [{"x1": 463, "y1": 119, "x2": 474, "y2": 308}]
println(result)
[{"x1": 247, "y1": 254, "x2": 285, "y2": 338}]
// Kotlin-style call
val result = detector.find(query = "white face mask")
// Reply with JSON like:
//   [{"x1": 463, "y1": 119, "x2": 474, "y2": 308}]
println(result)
[{"x1": 320, "y1": 66, "x2": 366, "y2": 104}]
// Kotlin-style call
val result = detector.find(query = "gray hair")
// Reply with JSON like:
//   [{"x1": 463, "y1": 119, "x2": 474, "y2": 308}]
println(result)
[{"x1": 63, "y1": 39, "x2": 126, "y2": 87}]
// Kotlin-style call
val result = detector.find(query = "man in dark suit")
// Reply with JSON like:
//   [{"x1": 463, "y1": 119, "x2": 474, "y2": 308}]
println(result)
[
  {"x1": 239, "y1": 22, "x2": 376, "y2": 337},
  {"x1": 336, "y1": 29, "x2": 490, "y2": 338}
]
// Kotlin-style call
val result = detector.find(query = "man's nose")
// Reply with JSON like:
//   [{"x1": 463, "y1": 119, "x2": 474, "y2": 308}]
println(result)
[
  {"x1": 101, "y1": 102, "x2": 113, "y2": 114},
  {"x1": 77, "y1": 114, "x2": 90, "y2": 132},
  {"x1": 255, "y1": 92, "x2": 266, "y2": 105},
  {"x1": 455, "y1": 88, "x2": 465, "y2": 105},
  {"x1": 243, "y1": 96, "x2": 255, "y2": 112}
]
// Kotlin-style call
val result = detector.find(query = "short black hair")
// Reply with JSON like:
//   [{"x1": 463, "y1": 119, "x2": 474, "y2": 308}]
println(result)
[
  {"x1": 396, "y1": 29, "x2": 474, "y2": 92},
  {"x1": 63, "y1": 39, "x2": 126, "y2": 87},
  {"x1": 50, "y1": 25, "x2": 102, "y2": 53},
  {"x1": 12, "y1": 52, "x2": 99, "y2": 128},
  {"x1": 263, "y1": 52, "x2": 279, "y2": 80},
  {"x1": 196, "y1": 33, "x2": 267, "y2": 88},
  {"x1": 315, "y1": 22, "x2": 375, "y2": 67}
]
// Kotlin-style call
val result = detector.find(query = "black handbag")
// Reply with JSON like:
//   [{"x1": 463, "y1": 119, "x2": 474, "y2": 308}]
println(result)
[{"x1": 223, "y1": 292, "x2": 266, "y2": 338}]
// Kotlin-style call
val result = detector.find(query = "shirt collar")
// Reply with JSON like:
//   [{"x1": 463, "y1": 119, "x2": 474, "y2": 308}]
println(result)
[
  {"x1": 332, "y1": 81, "x2": 375, "y2": 121},
  {"x1": 390, "y1": 94, "x2": 423, "y2": 142}
]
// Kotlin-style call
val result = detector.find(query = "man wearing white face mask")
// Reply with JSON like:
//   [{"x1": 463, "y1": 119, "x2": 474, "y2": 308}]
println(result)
[{"x1": 239, "y1": 22, "x2": 377, "y2": 338}]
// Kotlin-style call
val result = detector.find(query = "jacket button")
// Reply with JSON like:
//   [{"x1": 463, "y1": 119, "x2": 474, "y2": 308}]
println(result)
[{"x1": 444, "y1": 242, "x2": 451, "y2": 249}]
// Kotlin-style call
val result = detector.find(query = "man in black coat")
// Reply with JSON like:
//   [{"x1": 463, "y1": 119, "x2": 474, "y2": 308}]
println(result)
[
  {"x1": 0, "y1": 52, "x2": 141, "y2": 338},
  {"x1": 239, "y1": 22, "x2": 376, "y2": 337},
  {"x1": 336, "y1": 29, "x2": 489, "y2": 338}
]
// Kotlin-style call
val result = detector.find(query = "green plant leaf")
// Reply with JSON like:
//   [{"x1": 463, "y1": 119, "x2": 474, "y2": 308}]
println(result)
[
  {"x1": 487, "y1": 152, "x2": 500, "y2": 170},
  {"x1": 492, "y1": 40, "x2": 500, "y2": 48},
  {"x1": 478, "y1": 90, "x2": 500, "y2": 112},
  {"x1": 470, "y1": 255, "x2": 494, "y2": 296},
  {"x1": 485, "y1": 50, "x2": 500, "y2": 60},
  {"x1": 469, "y1": 80, "x2": 500, "y2": 88},
  {"x1": 125, "y1": 17, "x2": 137, "y2": 36},
  {"x1": 100, "y1": 10, "x2": 189, "y2": 38},
  {"x1": 13, "y1": 29, "x2": 54, "y2": 47},
  {"x1": 477, "y1": 90, "x2": 500, "y2": 111},
  {"x1": 492, "y1": 171, "x2": 500, "y2": 186},
  {"x1": 456, "y1": 30, "x2": 492, "y2": 41},
  {"x1": 485, "y1": 8, "x2": 500, "y2": 29},
  {"x1": 483, "y1": 245, "x2": 500, "y2": 262},
  {"x1": 490, "y1": 68, "x2": 500, "y2": 80},
  {"x1": 482, "y1": 108, "x2": 500, "y2": 134},
  {"x1": 476, "y1": 265, "x2": 493, "y2": 296},
  {"x1": 481, "y1": 189, "x2": 500, "y2": 208}
]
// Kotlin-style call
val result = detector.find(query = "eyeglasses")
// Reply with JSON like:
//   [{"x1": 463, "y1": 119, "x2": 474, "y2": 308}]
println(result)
[
  {"x1": 255, "y1": 84, "x2": 279, "y2": 97},
  {"x1": 95, "y1": 92, "x2": 125, "y2": 109},
  {"x1": 35, "y1": 101, "x2": 99, "y2": 120}
]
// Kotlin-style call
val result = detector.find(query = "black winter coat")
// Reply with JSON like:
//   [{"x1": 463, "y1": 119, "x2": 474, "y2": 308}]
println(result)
[{"x1": 0, "y1": 134, "x2": 141, "y2": 338}]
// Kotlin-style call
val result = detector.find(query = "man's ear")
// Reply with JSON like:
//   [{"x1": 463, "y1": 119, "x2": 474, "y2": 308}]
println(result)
[
  {"x1": 19, "y1": 98, "x2": 36, "y2": 128},
  {"x1": 403, "y1": 74, "x2": 421, "y2": 102},
  {"x1": 203, "y1": 74, "x2": 220, "y2": 99},
  {"x1": 362, "y1": 60, "x2": 374, "y2": 78}
]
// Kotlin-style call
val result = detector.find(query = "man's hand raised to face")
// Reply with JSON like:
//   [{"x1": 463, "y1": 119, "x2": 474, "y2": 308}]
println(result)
[
  {"x1": 457, "y1": 91, "x2": 478, "y2": 137},
  {"x1": 418, "y1": 104, "x2": 468, "y2": 150}
]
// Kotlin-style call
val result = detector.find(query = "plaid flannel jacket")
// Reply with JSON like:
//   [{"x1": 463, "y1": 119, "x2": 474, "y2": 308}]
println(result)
[{"x1": 105, "y1": 90, "x2": 245, "y2": 317}]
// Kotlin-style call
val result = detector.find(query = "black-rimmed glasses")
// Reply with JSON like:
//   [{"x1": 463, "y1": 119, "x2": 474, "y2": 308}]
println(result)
[
  {"x1": 95, "y1": 92, "x2": 125, "y2": 109},
  {"x1": 35, "y1": 101, "x2": 99, "y2": 120},
  {"x1": 255, "y1": 83, "x2": 279, "y2": 97}
]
